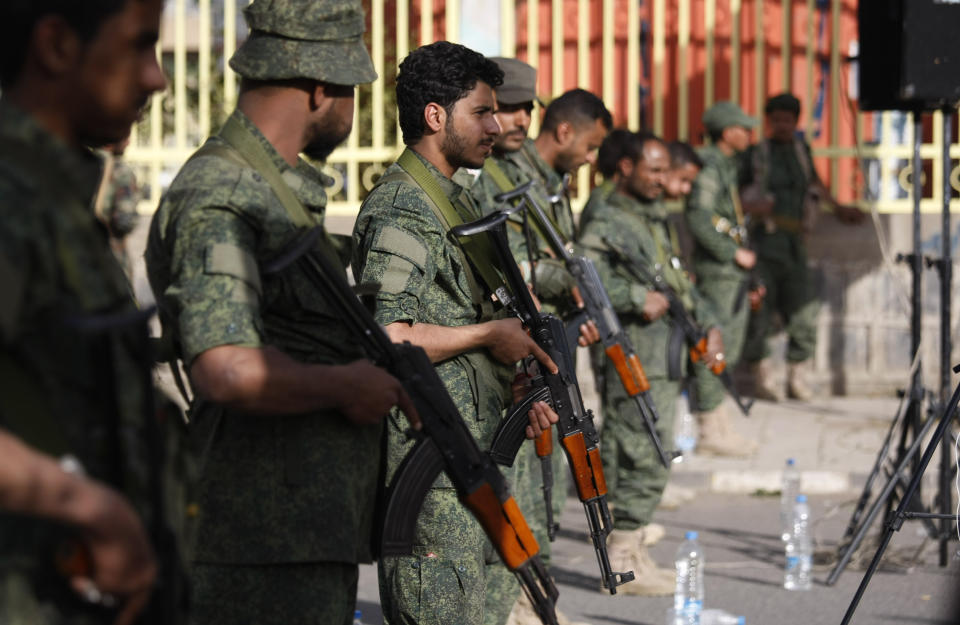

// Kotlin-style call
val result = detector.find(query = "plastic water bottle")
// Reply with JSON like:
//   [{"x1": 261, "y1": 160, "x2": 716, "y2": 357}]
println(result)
[
  {"x1": 674, "y1": 531, "x2": 705, "y2": 624},
  {"x1": 700, "y1": 609, "x2": 745, "y2": 625},
  {"x1": 353, "y1": 610, "x2": 364, "y2": 625},
  {"x1": 780, "y1": 458, "x2": 801, "y2": 541},
  {"x1": 674, "y1": 390, "x2": 697, "y2": 461},
  {"x1": 784, "y1": 494, "x2": 813, "y2": 590}
]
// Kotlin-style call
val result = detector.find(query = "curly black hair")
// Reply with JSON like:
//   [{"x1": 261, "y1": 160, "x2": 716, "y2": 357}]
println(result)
[
  {"x1": 540, "y1": 88, "x2": 612, "y2": 134},
  {"x1": 668, "y1": 140, "x2": 703, "y2": 169},
  {"x1": 396, "y1": 41, "x2": 504, "y2": 146},
  {"x1": 0, "y1": 0, "x2": 131, "y2": 88}
]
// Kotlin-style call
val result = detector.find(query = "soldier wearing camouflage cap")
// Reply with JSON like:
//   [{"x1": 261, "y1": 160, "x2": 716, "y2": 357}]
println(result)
[
  {"x1": 467, "y1": 58, "x2": 601, "y2": 625},
  {"x1": 145, "y1": 1, "x2": 418, "y2": 624},
  {"x1": 683, "y1": 101, "x2": 759, "y2": 457}
]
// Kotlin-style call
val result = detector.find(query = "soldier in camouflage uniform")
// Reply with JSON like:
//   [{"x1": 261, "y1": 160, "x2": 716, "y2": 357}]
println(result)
[
  {"x1": 352, "y1": 42, "x2": 558, "y2": 625},
  {"x1": 93, "y1": 136, "x2": 143, "y2": 278},
  {"x1": 740, "y1": 93, "x2": 864, "y2": 401},
  {"x1": 466, "y1": 58, "x2": 598, "y2": 625},
  {"x1": 684, "y1": 102, "x2": 760, "y2": 458},
  {"x1": 580, "y1": 132, "x2": 723, "y2": 596},
  {"x1": 145, "y1": 2, "x2": 418, "y2": 624},
  {"x1": 0, "y1": 0, "x2": 188, "y2": 623}
]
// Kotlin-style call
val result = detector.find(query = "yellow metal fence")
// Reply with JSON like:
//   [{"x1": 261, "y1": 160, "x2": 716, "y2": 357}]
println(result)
[{"x1": 129, "y1": 0, "x2": 959, "y2": 216}]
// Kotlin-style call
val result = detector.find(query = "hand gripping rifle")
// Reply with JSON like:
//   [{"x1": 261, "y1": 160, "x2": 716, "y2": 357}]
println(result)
[
  {"x1": 449, "y1": 207, "x2": 635, "y2": 595},
  {"x1": 600, "y1": 237, "x2": 754, "y2": 416},
  {"x1": 263, "y1": 227, "x2": 559, "y2": 625},
  {"x1": 500, "y1": 183, "x2": 673, "y2": 468}
]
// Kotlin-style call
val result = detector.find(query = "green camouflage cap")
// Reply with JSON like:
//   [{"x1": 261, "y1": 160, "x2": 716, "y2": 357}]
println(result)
[
  {"x1": 230, "y1": 0, "x2": 377, "y2": 86},
  {"x1": 702, "y1": 101, "x2": 758, "y2": 133},
  {"x1": 489, "y1": 57, "x2": 540, "y2": 106}
]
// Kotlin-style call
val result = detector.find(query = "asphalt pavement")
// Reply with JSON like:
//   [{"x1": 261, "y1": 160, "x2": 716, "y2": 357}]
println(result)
[{"x1": 356, "y1": 394, "x2": 960, "y2": 625}]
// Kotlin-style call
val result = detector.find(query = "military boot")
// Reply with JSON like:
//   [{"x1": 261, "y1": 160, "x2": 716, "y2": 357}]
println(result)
[
  {"x1": 605, "y1": 529, "x2": 675, "y2": 596},
  {"x1": 506, "y1": 591, "x2": 592, "y2": 625},
  {"x1": 695, "y1": 405, "x2": 758, "y2": 458},
  {"x1": 787, "y1": 360, "x2": 814, "y2": 401},
  {"x1": 748, "y1": 359, "x2": 781, "y2": 402}
]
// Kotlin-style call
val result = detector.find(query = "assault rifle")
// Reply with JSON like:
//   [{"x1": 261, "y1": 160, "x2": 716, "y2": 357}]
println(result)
[
  {"x1": 263, "y1": 227, "x2": 558, "y2": 625},
  {"x1": 500, "y1": 183, "x2": 673, "y2": 468},
  {"x1": 450, "y1": 208, "x2": 635, "y2": 595},
  {"x1": 600, "y1": 237, "x2": 754, "y2": 417}
]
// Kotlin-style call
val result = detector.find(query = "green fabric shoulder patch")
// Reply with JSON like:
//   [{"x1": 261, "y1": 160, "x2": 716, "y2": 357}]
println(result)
[{"x1": 205, "y1": 242, "x2": 262, "y2": 295}]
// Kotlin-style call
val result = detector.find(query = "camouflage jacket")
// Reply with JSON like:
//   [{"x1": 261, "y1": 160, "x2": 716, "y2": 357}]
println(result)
[
  {"x1": 352, "y1": 150, "x2": 513, "y2": 487},
  {"x1": 577, "y1": 178, "x2": 616, "y2": 233},
  {"x1": 685, "y1": 144, "x2": 747, "y2": 281},
  {"x1": 146, "y1": 110, "x2": 380, "y2": 565},
  {"x1": 471, "y1": 145, "x2": 576, "y2": 312},
  {"x1": 580, "y1": 190, "x2": 718, "y2": 379},
  {"x1": 0, "y1": 101, "x2": 187, "y2": 620}
]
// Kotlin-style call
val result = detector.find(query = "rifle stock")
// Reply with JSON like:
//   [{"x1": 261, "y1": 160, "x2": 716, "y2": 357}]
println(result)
[
  {"x1": 450, "y1": 213, "x2": 635, "y2": 595},
  {"x1": 601, "y1": 237, "x2": 754, "y2": 417},
  {"x1": 266, "y1": 227, "x2": 559, "y2": 625}
]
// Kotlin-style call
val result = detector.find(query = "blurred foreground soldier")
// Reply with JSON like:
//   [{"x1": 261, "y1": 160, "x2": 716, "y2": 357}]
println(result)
[
  {"x1": 0, "y1": 0, "x2": 187, "y2": 623},
  {"x1": 740, "y1": 93, "x2": 865, "y2": 401},
  {"x1": 470, "y1": 57, "x2": 594, "y2": 625},
  {"x1": 352, "y1": 41, "x2": 558, "y2": 625},
  {"x1": 145, "y1": 2, "x2": 417, "y2": 624},
  {"x1": 580, "y1": 132, "x2": 722, "y2": 596},
  {"x1": 684, "y1": 102, "x2": 760, "y2": 457},
  {"x1": 94, "y1": 135, "x2": 143, "y2": 278}
]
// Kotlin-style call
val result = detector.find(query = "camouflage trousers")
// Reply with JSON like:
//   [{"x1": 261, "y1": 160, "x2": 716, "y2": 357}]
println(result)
[
  {"x1": 693, "y1": 275, "x2": 750, "y2": 412},
  {"x1": 379, "y1": 487, "x2": 488, "y2": 625},
  {"x1": 599, "y1": 372, "x2": 679, "y2": 530},
  {"x1": 482, "y1": 428, "x2": 568, "y2": 625},
  {"x1": 742, "y1": 252, "x2": 818, "y2": 365},
  {"x1": 190, "y1": 561, "x2": 358, "y2": 625}
]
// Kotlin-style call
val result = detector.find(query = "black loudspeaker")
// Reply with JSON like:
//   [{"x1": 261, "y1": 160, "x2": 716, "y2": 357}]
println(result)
[{"x1": 858, "y1": 0, "x2": 960, "y2": 111}]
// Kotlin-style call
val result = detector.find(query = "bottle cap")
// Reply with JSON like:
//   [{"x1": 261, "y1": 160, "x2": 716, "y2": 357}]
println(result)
[
  {"x1": 796, "y1": 494, "x2": 807, "y2": 503},
  {"x1": 685, "y1": 530, "x2": 698, "y2": 540},
  {"x1": 355, "y1": 610, "x2": 362, "y2": 618},
  {"x1": 786, "y1": 458, "x2": 795, "y2": 466},
  {"x1": 737, "y1": 618, "x2": 745, "y2": 625}
]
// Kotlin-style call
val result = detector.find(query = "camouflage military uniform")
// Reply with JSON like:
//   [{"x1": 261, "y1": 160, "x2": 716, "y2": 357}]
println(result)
[
  {"x1": 740, "y1": 139, "x2": 819, "y2": 365},
  {"x1": 0, "y1": 102, "x2": 189, "y2": 624},
  {"x1": 580, "y1": 190, "x2": 717, "y2": 529},
  {"x1": 146, "y1": 110, "x2": 376, "y2": 625},
  {"x1": 684, "y1": 144, "x2": 750, "y2": 412},
  {"x1": 353, "y1": 149, "x2": 514, "y2": 625},
  {"x1": 577, "y1": 178, "x2": 616, "y2": 233},
  {"x1": 93, "y1": 151, "x2": 142, "y2": 277}
]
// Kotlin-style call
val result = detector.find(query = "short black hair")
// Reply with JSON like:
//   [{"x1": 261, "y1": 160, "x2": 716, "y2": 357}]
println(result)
[
  {"x1": 668, "y1": 141, "x2": 703, "y2": 169},
  {"x1": 396, "y1": 41, "x2": 504, "y2": 146},
  {"x1": 765, "y1": 92, "x2": 801, "y2": 116},
  {"x1": 621, "y1": 131, "x2": 666, "y2": 164},
  {"x1": 0, "y1": 0, "x2": 131, "y2": 88},
  {"x1": 596, "y1": 128, "x2": 633, "y2": 178},
  {"x1": 540, "y1": 88, "x2": 613, "y2": 134}
]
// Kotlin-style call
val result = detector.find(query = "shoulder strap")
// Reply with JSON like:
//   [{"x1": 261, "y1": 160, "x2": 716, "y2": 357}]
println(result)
[
  {"x1": 793, "y1": 137, "x2": 813, "y2": 182},
  {"x1": 394, "y1": 149, "x2": 504, "y2": 316},
  {"x1": 482, "y1": 158, "x2": 514, "y2": 193}
]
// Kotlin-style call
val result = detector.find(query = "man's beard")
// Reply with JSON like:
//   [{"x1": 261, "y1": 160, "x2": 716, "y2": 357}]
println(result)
[
  {"x1": 441, "y1": 116, "x2": 489, "y2": 170},
  {"x1": 303, "y1": 122, "x2": 352, "y2": 162}
]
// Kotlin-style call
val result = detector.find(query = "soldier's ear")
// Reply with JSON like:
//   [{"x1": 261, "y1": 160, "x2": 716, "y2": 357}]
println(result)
[
  {"x1": 617, "y1": 156, "x2": 634, "y2": 179},
  {"x1": 554, "y1": 120, "x2": 574, "y2": 146},
  {"x1": 423, "y1": 102, "x2": 446, "y2": 135},
  {"x1": 31, "y1": 15, "x2": 83, "y2": 77}
]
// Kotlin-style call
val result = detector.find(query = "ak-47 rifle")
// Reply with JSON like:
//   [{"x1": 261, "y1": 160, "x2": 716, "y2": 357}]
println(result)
[
  {"x1": 500, "y1": 183, "x2": 674, "y2": 468},
  {"x1": 600, "y1": 237, "x2": 754, "y2": 417},
  {"x1": 263, "y1": 227, "x2": 558, "y2": 625},
  {"x1": 450, "y1": 208, "x2": 635, "y2": 595}
]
